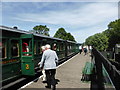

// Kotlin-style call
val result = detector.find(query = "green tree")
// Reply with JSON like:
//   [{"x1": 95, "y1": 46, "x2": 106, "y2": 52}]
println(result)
[
  {"x1": 85, "y1": 19, "x2": 120, "y2": 51},
  {"x1": 54, "y1": 28, "x2": 76, "y2": 42},
  {"x1": 32, "y1": 25, "x2": 50, "y2": 36},
  {"x1": 85, "y1": 33, "x2": 108, "y2": 51},
  {"x1": 103, "y1": 19, "x2": 120, "y2": 49},
  {"x1": 54, "y1": 28, "x2": 67, "y2": 40},
  {"x1": 85, "y1": 36, "x2": 94, "y2": 46},
  {"x1": 66, "y1": 33, "x2": 76, "y2": 42}
]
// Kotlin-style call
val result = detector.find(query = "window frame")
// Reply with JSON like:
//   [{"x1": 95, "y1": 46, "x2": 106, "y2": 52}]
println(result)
[
  {"x1": 21, "y1": 38, "x2": 33, "y2": 56},
  {"x1": 10, "y1": 39, "x2": 20, "y2": 58},
  {"x1": 1, "y1": 38, "x2": 7, "y2": 59}
]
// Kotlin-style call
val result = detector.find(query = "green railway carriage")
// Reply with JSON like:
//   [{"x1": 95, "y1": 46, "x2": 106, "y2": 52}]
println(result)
[{"x1": 0, "y1": 26, "x2": 80, "y2": 85}]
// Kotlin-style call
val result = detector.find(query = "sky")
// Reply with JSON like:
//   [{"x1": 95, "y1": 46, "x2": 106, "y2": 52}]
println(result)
[{"x1": 1, "y1": 1, "x2": 119, "y2": 43}]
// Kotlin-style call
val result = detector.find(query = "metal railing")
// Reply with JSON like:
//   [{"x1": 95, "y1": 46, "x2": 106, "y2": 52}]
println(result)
[{"x1": 91, "y1": 48, "x2": 120, "y2": 90}]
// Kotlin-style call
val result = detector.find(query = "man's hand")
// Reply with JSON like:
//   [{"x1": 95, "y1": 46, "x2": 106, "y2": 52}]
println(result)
[{"x1": 38, "y1": 62, "x2": 41, "y2": 66}]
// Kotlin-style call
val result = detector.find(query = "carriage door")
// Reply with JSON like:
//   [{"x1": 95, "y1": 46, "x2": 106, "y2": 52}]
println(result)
[{"x1": 21, "y1": 34, "x2": 35, "y2": 76}]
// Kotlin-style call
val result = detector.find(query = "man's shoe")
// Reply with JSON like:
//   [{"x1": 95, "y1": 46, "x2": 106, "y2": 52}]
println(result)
[
  {"x1": 42, "y1": 81, "x2": 47, "y2": 83},
  {"x1": 45, "y1": 86, "x2": 51, "y2": 89},
  {"x1": 52, "y1": 85, "x2": 56, "y2": 90}
]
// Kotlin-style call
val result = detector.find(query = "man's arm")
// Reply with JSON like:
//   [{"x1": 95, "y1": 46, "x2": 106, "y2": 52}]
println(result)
[
  {"x1": 38, "y1": 52, "x2": 45, "y2": 68},
  {"x1": 54, "y1": 51, "x2": 58, "y2": 63}
]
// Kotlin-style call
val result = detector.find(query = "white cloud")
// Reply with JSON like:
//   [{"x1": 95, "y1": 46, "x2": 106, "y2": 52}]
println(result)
[
  {"x1": 1, "y1": 0, "x2": 120, "y2": 2},
  {"x1": 71, "y1": 25, "x2": 108, "y2": 43},
  {"x1": 14, "y1": 2, "x2": 117, "y2": 27},
  {"x1": 5, "y1": 2, "x2": 118, "y2": 42}
]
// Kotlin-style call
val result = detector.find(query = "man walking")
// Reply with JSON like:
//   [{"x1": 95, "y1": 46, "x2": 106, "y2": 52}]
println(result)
[{"x1": 38, "y1": 44, "x2": 58, "y2": 90}]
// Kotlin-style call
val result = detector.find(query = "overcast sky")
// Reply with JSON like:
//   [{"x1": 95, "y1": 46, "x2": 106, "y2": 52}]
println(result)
[{"x1": 1, "y1": 1, "x2": 119, "y2": 43}]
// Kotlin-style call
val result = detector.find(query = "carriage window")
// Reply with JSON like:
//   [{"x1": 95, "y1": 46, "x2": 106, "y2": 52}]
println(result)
[
  {"x1": 22, "y1": 39, "x2": 32, "y2": 56},
  {"x1": 61, "y1": 43, "x2": 65, "y2": 51},
  {"x1": 34, "y1": 42, "x2": 37, "y2": 54},
  {"x1": 70, "y1": 45, "x2": 71, "y2": 50},
  {"x1": 59, "y1": 44, "x2": 63, "y2": 51},
  {"x1": 1, "y1": 40, "x2": 7, "y2": 58},
  {"x1": 52, "y1": 43, "x2": 57, "y2": 51},
  {"x1": 57, "y1": 45, "x2": 60, "y2": 51},
  {"x1": 38, "y1": 43, "x2": 42, "y2": 54},
  {"x1": 67, "y1": 45, "x2": 70, "y2": 50},
  {"x1": 0, "y1": 42, "x2": 2, "y2": 58},
  {"x1": 11, "y1": 40, "x2": 19, "y2": 57}
]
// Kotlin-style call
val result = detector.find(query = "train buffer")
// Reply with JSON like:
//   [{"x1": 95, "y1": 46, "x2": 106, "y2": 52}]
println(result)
[{"x1": 20, "y1": 53, "x2": 91, "y2": 89}]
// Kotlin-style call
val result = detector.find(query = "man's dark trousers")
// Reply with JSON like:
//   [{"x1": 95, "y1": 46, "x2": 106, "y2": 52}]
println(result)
[{"x1": 45, "y1": 69, "x2": 56, "y2": 87}]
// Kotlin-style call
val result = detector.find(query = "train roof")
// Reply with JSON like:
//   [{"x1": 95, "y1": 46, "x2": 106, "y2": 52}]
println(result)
[{"x1": 0, "y1": 25, "x2": 79, "y2": 44}]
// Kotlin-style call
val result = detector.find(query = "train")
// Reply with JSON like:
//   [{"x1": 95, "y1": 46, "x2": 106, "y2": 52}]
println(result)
[{"x1": 0, "y1": 26, "x2": 80, "y2": 86}]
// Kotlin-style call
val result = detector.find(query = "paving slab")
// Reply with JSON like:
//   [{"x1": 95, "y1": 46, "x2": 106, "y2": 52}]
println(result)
[{"x1": 21, "y1": 53, "x2": 91, "y2": 89}]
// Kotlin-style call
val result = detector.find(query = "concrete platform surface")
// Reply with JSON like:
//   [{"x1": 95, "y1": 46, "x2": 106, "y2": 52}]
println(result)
[{"x1": 21, "y1": 53, "x2": 91, "y2": 89}]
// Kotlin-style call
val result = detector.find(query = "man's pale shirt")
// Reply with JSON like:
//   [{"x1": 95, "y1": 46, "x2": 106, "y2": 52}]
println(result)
[
  {"x1": 39, "y1": 49, "x2": 58, "y2": 70},
  {"x1": 79, "y1": 46, "x2": 82, "y2": 49}
]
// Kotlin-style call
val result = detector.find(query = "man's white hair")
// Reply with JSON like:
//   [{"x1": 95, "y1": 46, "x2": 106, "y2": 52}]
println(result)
[
  {"x1": 41, "y1": 46, "x2": 46, "y2": 50},
  {"x1": 45, "y1": 44, "x2": 51, "y2": 49}
]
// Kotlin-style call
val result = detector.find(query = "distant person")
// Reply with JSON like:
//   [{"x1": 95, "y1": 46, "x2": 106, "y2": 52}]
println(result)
[
  {"x1": 79, "y1": 45, "x2": 82, "y2": 54},
  {"x1": 38, "y1": 44, "x2": 58, "y2": 90},
  {"x1": 89, "y1": 46, "x2": 92, "y2": 53},
  {"x1": 53, "y1": 44, "x2": 57, "y2": 51},
  {"x1": 84, "y1": 46, "x2": 87, "y2": 55},
  {"x1": 41, "y1": 46, "x2": 46, "y2": 52},
  {"x1": 38, "y1": 46, "x2": 46, "y2": 83},
  {"x1": 22, "y1": 42, "x2": 29, "y2": 55}
]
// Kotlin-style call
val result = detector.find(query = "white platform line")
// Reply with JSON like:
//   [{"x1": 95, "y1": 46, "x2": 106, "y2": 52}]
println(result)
[
  {"x1": 19, "y1": 54, "x2": 78, "y2": 89},
  {"x1": 18, "y1": 75, "x2": 43, "y2": 90}
]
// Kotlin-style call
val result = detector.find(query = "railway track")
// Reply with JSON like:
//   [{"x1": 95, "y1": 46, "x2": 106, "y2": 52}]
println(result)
[{"x1": 2, "y1": 68, "x2": 42, "y2": 90}]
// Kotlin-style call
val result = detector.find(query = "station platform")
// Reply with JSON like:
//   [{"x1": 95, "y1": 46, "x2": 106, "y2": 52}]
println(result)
[{"x1": 20, "y1": 53, "x2": 91, "y2": 89}]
